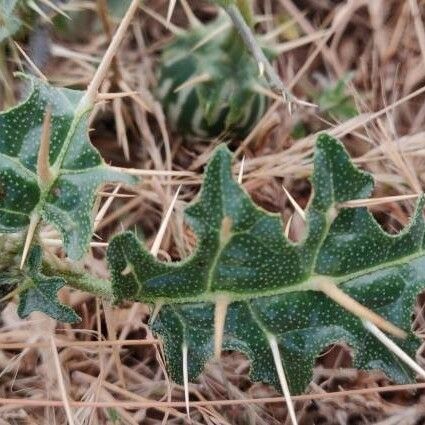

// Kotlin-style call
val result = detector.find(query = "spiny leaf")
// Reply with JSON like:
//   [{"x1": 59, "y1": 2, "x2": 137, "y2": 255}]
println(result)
[
  {"x1": 17, "y1": 245, "x2": 79, "y2": 323},
  {"x1": 155, "y1": 14, "x2": 267, "y2": 139},
  {"x1": 0, "y1": 75, "x2": 136, "y2": 259},
  {"x1": 108, "y1": 134, "x2": 425, "y2": 394}
]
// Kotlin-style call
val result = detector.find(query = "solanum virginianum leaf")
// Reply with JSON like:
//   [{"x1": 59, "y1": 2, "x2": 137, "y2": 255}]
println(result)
[
  {"x1": 17, "y1": 245, "x2": 79, "y2": 323},
  {"x1": 0, "y1": 75, "x2": 136, "y2": 259},
  {"x1": 155, "y1": 13, "x2": 268, "y2": 139},
  {"x1": 108, "y1": 134, "x2": 425, "y2": 394}
]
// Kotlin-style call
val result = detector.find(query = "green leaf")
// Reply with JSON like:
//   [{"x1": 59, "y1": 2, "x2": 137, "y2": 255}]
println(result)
[
  {"x1": 155, "y1": 15, "x2": 267, "y2": 139},
  {"x1": 0, "y1": 75, "x2": 136, "y2": 259},
  {"x1": 17, "y1": 245, "x2": 79, "y2": 323},
  {"x1": 317, "y1": 76, "x2": 358, "y2": 121},
  {"x1": 108, "y1": 134, "x2": 425, "y2": 394}
]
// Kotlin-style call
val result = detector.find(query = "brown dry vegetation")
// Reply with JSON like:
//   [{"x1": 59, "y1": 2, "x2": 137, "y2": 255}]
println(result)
[{"x1": 2, "y1": 0, "x2": 425, "y2": 423}]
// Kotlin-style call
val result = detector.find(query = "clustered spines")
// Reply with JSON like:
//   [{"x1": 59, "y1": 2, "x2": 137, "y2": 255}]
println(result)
[{"x1": 155, "y1": 13, "x2": 269, "y2": 140}]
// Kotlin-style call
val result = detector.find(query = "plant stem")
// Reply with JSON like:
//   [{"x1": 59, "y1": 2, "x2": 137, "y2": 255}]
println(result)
[
  {"x1": 222, "y1": 3, "x2": 290, "y2": 99},
  {"x1": 43, "y1": 253, "x2": 114, "y2": 300},
  {"x1": 64, "y1": 271, "x2": 114, "y2": 300}
]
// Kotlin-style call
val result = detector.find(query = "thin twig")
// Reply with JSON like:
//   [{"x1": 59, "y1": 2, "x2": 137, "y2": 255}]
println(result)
[
  {"x1": 50, "y1": 336, "x2": 76, "y2": 425},
  {"x1": 223, "y1": 4, "x2": 290, "y2": 101},
  {"x1": 2, "y1": 381, "x2": 425, "y2": 409},
  {"x1": 0, "y1": 339, "x2": 159, "y2": 351},
  {"x1": 81, "y1": 0, "x2": 140, "y2": 108},
  {"x1": 268, "y1": 335, "x2": 299, "y2": 425}
]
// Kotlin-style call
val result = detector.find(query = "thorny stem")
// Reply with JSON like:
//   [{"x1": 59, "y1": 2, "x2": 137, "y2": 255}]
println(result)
[
  {"x1": 52, "y1": 266, "x2": 113, "y2": 300},
  {"x1": 223, "y1": 3, "x2": 290, "y2": 101},
  {"x1": 64, "y1": 272, "x2": 114, "y2": 300},
  {"x1": 43, "y1": 252, "x2": 114, "y2": 300}
]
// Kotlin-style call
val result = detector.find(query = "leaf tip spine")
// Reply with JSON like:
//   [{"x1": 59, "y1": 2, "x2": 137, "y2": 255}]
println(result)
[{"x1": 214, "y1": 295, "x2": 230, "y2": 360}]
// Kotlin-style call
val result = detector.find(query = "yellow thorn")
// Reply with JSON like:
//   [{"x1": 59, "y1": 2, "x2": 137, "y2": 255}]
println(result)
[
  {"x1": 121, "y1": 264, "x2": 133, "y2": 276},
  {"x1": 150, "y1": 185, "x2": 181, "y2": 257},
  {"x1": 190, "y1": 21, "x2": 231, "y2": 53},
  {"x1": 214, "y1": 295, "x2": 230, "y2": 360},
  {"x1": 140, "y1": 5, "x2": 184, "y2": 36},
  {"x1": 166, "y1": 0, "x2": 177, "y2": 23},
  {"x1": 238, "y1": 156, "x2": 245, "y2": 184},
  {"x1": 284, "y1": 215, "x2": 293, "y2": 238},
  {"x1": 27, "y1": 0, "x2": 51, "y2": 22},
  {"x1": 94, "y1": 185, "x2": 121, "y2": 231},
  {"x1": 37, "y1": 107, "x2": 53, "y2": 185},
  {"x1": 20, "y1": 214, "x2": 40, "y2": 269},
  {"x1": 14, "y1": 42, "x2": 48, "y2": 82},
  {"x1": 150, "y1": 302, "x2": 164, "y2": 325},
  {"x1": 315, "y1": 277, "x2": 406, "y2": 339},
  {"x1": 363, "y1": 320, "x2": 425, "y2": 378},
  {"x1": 182, "y1": 343, "x2": 191, "y2": 421},
  {"x1": 282, "y1": 186, "x2": 306, "y2": 221},
  {"x1": 268, "y1": 335, "x2": 299, "y2": 425},
  {"x1": 173, "y1": 73, "x2": 211, "y2": 93},
  {"x1": 258, "y1": 61, "x2": 265, "y2": 78}
]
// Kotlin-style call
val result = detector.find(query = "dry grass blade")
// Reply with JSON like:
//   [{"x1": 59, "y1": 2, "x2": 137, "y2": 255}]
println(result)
[
  {"x1": 166, "y1": 0, "x2": 177, "y2": 24},
  {"x1": 341, "y1": 194, "x2": 420, "y2": 208},
  {"x1": 0, "y1": 339, "x2": 158, "y2": 350},
  {"x1": 49, "y1": 337, "x2": 76, "y2": 425},
  {"x1": 150, "y1": 185, "x2": 181, "y2": 256},
  {"x1": 268, "y1": 335, "x2": 299, "y2": 425},
  {"x1": 3, "y1": 381, "x2": 425, "y2": 409},
  {"x1": 13, "y1": 42, "x2": 48, "y2": 81}
]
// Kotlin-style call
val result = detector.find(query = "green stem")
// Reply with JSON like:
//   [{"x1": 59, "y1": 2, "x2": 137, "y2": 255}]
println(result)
[
  {"x1": 61, "y1": 270, "x2": 114, "y2": 300},
  {"x1": 223, "y1": 3, "x2": 290, "y2": 97},
  {"x1": 43, "y1": 253, "x2": 114, "y2": 300}
]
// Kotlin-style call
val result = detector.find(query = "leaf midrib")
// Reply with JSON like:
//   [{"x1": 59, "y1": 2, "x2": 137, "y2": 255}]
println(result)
[{"x1": 141, "y1": 249, "x2": 425, "y2": 305}]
